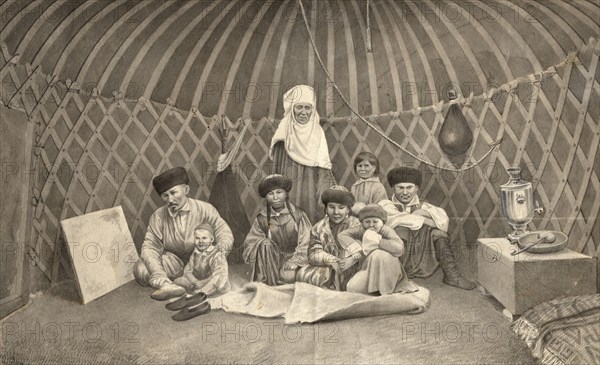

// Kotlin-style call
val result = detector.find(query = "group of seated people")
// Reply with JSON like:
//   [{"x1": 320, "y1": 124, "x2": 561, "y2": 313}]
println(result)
[
  {"x1": 133, "y1": 152, "x2": 475, "y2": 305},
  {"x1": 131, "y1": 84, "x2": 475, "y2": 321},
  {"x1": 243, "y1": 152, "x2": 475, "y2": 294}
]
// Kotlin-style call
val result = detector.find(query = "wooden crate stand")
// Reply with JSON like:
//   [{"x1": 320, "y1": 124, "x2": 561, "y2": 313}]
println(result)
[{"x1": 477, "y1": 238, "x2": 597, "y2": 318}]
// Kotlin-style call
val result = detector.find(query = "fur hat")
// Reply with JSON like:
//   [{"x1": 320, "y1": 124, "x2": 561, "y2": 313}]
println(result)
[
  {"x1": 258, "y1": 174, "x2": 293, "y2": 197},
  {"x1": 152, "y1": 167, "x2": 189, "y2": 195},
  {"x1": 358, "y1": 204, "x2": 387, "y2": 223},
  {"x1": 194, "y1": 223, "x2": 214, "y2": 237},
  {"x1": 321, "y1": 186, "x2": 355, "y2": 207},
  {"x1": 387, "y1": 167, "x2": 422, "y2": 188}
]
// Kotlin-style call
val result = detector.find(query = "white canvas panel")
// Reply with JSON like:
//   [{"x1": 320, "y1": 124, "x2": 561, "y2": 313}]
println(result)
[{"x1": 60, "y1": 206, "x2": 139, "y2": 304}]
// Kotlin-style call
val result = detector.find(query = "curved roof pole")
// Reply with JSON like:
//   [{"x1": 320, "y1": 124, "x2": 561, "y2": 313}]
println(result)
[
  {"x1": 143, "y1": 1, "x2": 221, "y2": 99},
  {"x1": 335, "y1": 0, "x2": 359, "y2": 115},
  {"x1": 189, "y1": 2, "x2": 255, "y2": 109},
  {"x1": 299, "y1": 0, "x2": 501, "y2": 172},
  {"x1": 404, "y1": 0, "x2": 463, "y2": 97},
  {"x1": 368, "y1": 3, "x2": 404, "y2": 111},
  {"x1": 385, "y1": 0, "x2": 438, "y2": 105},
  {"x1": 265, "y1": 4, "x2": 298, "y2": 121},
  {"x1": 74, "y1": 0, "x2": 147, "y2": 86},
  {"x1": 241, "y1": 2, "x2": 290, "y2": 119},
  {"x1": 12, "y1": 0, "x2": 64, "y2": 66},
  {"x1": 217, "y1": 1, "x2": 273, "y2": 116},
  {"x1": 31, "y1": 1, "x2": 94, "y2": 72},
  {"x1": 52, "y1": 1, "x2": 121, "y2": 78},
  {"x1": 348, "y1": 0, "x2": 379, "y2": 114},
  {"x1": 117, "y1": 1, "x2": 198, "y2": 100},
  {"x1": 169, "y1": 1, "x2": 239, "y2": 103},
  {"x1": 95, "y1": 1, "x2": 171, "y2": 95}
]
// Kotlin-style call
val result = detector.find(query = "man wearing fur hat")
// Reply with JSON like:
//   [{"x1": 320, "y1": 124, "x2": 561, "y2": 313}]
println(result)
[
  {"x1": 379, "y1": 167, "x2": 476, "y2": 290},
  {"x1": 133, "y1": 167, "x2": 234, "y2": 300}
]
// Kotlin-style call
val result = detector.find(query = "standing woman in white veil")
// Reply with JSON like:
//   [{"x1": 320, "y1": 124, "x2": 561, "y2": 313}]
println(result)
[{"x1": 270, "y1": 85, "x2": 337, "y2": 224}]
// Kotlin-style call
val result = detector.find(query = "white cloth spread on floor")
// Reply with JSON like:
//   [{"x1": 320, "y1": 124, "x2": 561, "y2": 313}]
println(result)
[{"x1": 208, "y1": 282, "x2": 430, "y2": 324}]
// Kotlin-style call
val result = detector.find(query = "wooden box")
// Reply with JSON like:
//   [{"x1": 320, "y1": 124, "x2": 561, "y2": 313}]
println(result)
[{"x1": 477, "y1": 238, "x2": 597, "y2": 315}]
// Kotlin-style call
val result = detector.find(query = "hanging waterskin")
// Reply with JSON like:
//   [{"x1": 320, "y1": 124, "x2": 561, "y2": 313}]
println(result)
[{"x1": 438, "y1": 89, "x2": 473, "y2": 156}]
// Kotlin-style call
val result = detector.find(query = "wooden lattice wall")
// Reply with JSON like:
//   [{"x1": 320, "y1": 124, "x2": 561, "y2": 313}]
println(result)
[{"x1": 1, "y1": 39, "x2": 598, "y2": 287}]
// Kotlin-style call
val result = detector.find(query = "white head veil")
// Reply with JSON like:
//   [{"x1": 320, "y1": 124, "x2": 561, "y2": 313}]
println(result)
[{"x1": 269, "y1": 85, "x2": 332, "y2": 169}]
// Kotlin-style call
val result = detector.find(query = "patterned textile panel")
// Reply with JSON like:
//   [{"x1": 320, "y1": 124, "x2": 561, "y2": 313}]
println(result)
[
  {"x1": 542, "y1": 323, "x2": 600, "y2": 365},
  {"x1": 510, "y1": 294, "x2": 600, "y2": 365}
]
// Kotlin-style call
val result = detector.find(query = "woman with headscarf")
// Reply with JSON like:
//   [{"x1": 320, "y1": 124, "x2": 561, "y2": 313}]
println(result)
[{"x1": 270, "y1": 85, "x2": 337, "y2": 224}]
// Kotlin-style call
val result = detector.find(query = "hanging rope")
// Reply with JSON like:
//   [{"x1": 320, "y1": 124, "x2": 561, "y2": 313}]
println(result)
[{"x1": 297, "y1": 0, "x2": 502, "y2": 172}]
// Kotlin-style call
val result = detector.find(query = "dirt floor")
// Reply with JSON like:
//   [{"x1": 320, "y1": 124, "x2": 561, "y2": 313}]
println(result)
[{"x1": 1, "y1": 256, "x2": 536, "y2": 365}]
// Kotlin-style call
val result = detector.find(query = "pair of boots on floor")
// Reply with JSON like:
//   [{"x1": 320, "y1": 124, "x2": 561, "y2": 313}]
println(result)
[{"x1": 151, "y1": 285, "x2": 211, "y2": 321}]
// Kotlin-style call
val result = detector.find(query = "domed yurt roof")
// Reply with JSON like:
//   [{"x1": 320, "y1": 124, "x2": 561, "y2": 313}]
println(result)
[{"x1": 2, "y1": 0, "x2": 598, "y2": 119}]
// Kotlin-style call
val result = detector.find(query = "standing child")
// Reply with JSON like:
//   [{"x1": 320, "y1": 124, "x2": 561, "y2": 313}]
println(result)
[
  {"x1": 243, "y1": 174, "x2": 312, "y2": 286},
  {"x1": 350, "y1": 152, "x2": 388, "y2": 216},
  {"x1": 338, "y1": 204, "x2": 417, "y2": 295},
  {"x1": 173, "y1": 223, "x2": 230, "y2": 296}
]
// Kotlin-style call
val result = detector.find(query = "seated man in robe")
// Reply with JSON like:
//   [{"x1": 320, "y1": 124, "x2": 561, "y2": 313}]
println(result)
[
  {"x1": 379, "y1": 167, "x2": 476, "y2": 290},
  {"x1": 133, "y1": 167, "x2": 234, "y2": 300}
]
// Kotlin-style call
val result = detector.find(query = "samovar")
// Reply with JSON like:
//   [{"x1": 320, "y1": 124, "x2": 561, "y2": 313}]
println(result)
[{"x1": 500, "y1": 167, "x2": 542, "y2": 243}]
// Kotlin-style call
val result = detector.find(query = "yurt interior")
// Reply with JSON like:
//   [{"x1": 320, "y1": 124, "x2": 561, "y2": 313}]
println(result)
[{"x1": 1, "y1": 1, "x2": 599, "y2": 364}]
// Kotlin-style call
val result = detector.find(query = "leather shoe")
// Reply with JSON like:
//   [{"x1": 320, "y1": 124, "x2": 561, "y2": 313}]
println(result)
[
  {"x1": 443, "y1": 276, "x2": 476, "y2": 290},
  {"x1": 165, "y1": 292, "x2": 207, "y2": 311},
  {"x1": 150, "y1": 283, "x2": 186, "y2": 301},
  {"x1": 172, "y1": 301, "x2": 211, "y2": 321}
]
